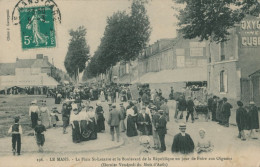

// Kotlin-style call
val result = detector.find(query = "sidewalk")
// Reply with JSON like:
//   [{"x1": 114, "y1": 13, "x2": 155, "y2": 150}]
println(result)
[{"x1": 0, "y1": 127, "x2": 124, "y2": 155}]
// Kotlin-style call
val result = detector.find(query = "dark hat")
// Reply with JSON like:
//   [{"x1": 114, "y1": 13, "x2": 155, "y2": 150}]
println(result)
[
  {"x1": 89, "y1": 106, "x2": 94, "y2": 109},
  {"x1": 112, "y1": 103, "x2": 116, "y2": 107},
  {"x1": 108, "y1": 103, "x2": 112, "y2": 106},
  {"x1": 120, "y1": 103, "x2": 123, "y2": 106},
  {"x1": 237, "y1": 101, "x2": 243, "y2": 107},
  {"x1": 14, "y1": 116, "x2": 20, "y2": 122}
]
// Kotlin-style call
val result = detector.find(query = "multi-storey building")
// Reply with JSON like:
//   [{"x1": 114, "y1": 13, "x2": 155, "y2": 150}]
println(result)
[{"x1": 208, "y1": 15, "x2": 260, "y2": 106}]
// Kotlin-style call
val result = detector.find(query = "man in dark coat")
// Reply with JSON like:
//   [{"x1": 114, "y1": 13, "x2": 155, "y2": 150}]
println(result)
[
  {"x1": 236, "y1": 101, "x2": 247, "y2": 140},
  {"x1": 137, "y1": 106, "x2": 151, "y2": 136},
  {"x1": 222, "y1": 97, "x2": 233, "y2": 127},
  {"x1": 160, "y1": 99, "x2": 170, "y2": 122},
  {"x1": 156, "y1": 110, "x2": 167, "y2": 153},
  {"x1": 151, "y1": 106, "x2": 160, "y2": 150},
  {"x1": 186, "y1": 97, "x2": 195, "y2": 123},
  {"x1": 211, "y1": 96, "x2": 218, "y2": 121},
  {"x1": 108, "y1": 104, "x2": 122, "y2": 142},
  {"x1": 248, "y1": 101, "x2": 259, "y2": 139},
  {"x1": 177, "y1": 95, "x2": 186, "y2": 119},
  {"x1": 171, "y1": 123, "x2": 194, "y2": 154}
]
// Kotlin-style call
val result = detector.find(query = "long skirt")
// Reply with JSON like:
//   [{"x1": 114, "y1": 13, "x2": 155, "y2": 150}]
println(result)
[
  {"x1": 72, "y1": 121, "x2": 81, "y2": 143},
  {"x1": 80, "y1": 120, "x2": 90, "y2": 141},
  {"x1": 96, "y1": 113, "x2": 105, "y2": 132},
  {"x1": 87, "y1": 118, "x2": 97, "y2": 140},
  {"x1": 126, "y1": 116, "x2": 138, "y2": 137},
  {"x1": 31, "y1": 112, "x2": 38, "y2": 128}
]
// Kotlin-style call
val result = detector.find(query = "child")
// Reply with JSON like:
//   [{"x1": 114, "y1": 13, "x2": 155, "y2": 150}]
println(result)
[
  {"x1": 50, "y1": 107, "x2": 59, "y2": 127},
  {"x1": 8, "y1": 116, "x2": 23, "y2": 156},
  {"x1": 139, "y1": 136, "x2": 152, "y2": 155},
  {"x1": 34, "y1": 119, "x2": 46, "y2": 152}
]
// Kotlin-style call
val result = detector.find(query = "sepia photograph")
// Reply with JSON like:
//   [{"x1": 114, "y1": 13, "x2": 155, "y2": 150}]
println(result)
[{"x1": 0, "y1": 0, "x2": 260, "y2": 167}]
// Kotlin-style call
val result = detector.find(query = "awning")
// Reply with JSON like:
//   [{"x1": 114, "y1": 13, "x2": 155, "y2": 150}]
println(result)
[{"x1": 137, "y1": 67, "x2": 207, "y2": 84}]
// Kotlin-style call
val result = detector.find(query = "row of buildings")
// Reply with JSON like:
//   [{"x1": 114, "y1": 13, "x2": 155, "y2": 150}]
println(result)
[
  {"x1": 0, "y1": 54, "x2": 59, "y2": 94},
  {"x1": 91, "y1": 16, "x2": 260, "y2": 106}
]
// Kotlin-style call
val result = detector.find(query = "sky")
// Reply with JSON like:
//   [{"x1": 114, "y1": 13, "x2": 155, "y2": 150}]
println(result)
[{"x1": 0, "y1": 0, "x2": 178, "y2": 71}]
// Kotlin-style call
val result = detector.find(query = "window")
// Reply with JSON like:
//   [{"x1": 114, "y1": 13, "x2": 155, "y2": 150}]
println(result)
[
  {"x1": 177, "y1": 56, "x2": 185, "y2": 67},
  {"x1": 220, "y1": 70, "x2": 228, "y2": 93},
  {"x1": 220, "y1": 42, "x2": 225, "y2": 61}
]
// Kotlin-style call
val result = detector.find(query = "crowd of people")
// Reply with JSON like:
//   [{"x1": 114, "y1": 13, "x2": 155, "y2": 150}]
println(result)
[{"x1": 7, "y1": 83, "x2": 259, "y2": 156}]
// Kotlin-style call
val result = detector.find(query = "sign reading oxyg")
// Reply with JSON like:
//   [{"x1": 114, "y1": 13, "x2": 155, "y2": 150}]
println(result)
[{"x1": 240, "y1": 17, "x2": 260, "y2": 47}]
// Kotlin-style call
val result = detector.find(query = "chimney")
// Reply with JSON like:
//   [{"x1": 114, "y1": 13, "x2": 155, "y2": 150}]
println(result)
[{"x1": 36, "y1": 54, "x2": 43, "y2": 59}]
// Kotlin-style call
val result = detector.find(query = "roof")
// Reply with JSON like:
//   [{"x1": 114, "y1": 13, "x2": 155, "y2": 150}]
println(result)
[
  {"x1": 31, "y1": 59, "x2": 51, "y2": 68},
  {"x1": 0, "y1": 63, "x2": 16, "y2": 76},
  {"x1": 15, "y1": 59, "x2": 35, "y2": 68},
  {"x1": 136, "y1": 67, "x2": 207, "y2": 84}
]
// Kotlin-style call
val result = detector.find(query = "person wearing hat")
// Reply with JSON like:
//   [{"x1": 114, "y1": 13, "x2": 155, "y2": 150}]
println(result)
[
  {"x1": 108, "y1": 102, "x2": 113, "y2": 112},
  {"x1": 62, "y1": 102, "x2": 71, "y2": 134},
  {"x1": 126, "y1": 104, "x2": 138, "y2": 137},
  {"x1": 211, "y1": 96, "x2": 218, "y2": 122},
  {"x1": 86, "y1": 106, "x2": 98, "y2": 140},
  {"x1": 248, "y1": 101, "x2": 259, "y2": 139},
  {"x1": 236, "y1": 101, "x2": 247, "y2": 140},
  {"x1": 34, "y1": 119, "x2": 46, "y2": 152},
  {"x1": 96, "y1": 102, "x2": 105, "y2": 133},
  {"x1": 119, "y1": 103, "x2": 126, "y2": 132},
  {"x1": 171, "y1": 123, "x2": 194, "y2": 154},
  {"x1": 137, "y1": 106, "x2": 151, "y2": 136},
  {"x1": 29, "y1": 100, "x2": 39, "y2": 128},
  {"x1": 216, "y1": 97, "x2": 224, "y2": 124},
  {"x1": 8, "y1": 116, "x2": 23, "y2": 155},
  {"x1": 70, "y1": 103, "x2": 81, "y2": 143},
  {"x1": 160, "y1": 99, "x2": 169, "y2": 122},
  {"x1": 156, "y1": 110, "x2": 167, "y2": 153},
  {"x1": 108, "y1": 104, "x2": 122, "y2": 142},
  {"x1": 186, "y1": 97, "x2": 195, "y2": 123},
  {"x1": 151, "y1": 106, "x2": 160, "y2": 150},
  {"x1": 222, "y1": 97, "x2": 233, "y2": 127},
  {"x1": 39, "y1": 100, "x2": 50, "y2": 129}
]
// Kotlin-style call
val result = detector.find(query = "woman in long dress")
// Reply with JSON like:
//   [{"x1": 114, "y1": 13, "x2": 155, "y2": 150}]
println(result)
[
  {"x1": 96, "y1": 102, "x2": 105, "y2": 132},
  {"x1": 79, "y1": 107, "x2": 92, "y2": 141},
  {"x1": 86, "y1": 106, "x2": 97, "y2": 140},
  {"x1": 39, "y1": 100, "x2": 50, "y2": 128},
  {"x1": 126, "y1": 106, "x2": 138, "y2": 137},
  {"x1": 70, "y1": 103, "x2": 81, "y2": 143},
  {"x1": 26, "y1": 9, "x2": 49, "y2": 46},
  {"x1": 29, "y1": 100, "x2": 39, "y2": 128}
]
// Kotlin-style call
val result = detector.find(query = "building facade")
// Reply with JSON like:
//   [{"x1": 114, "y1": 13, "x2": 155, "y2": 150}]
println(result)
[{"x1": 208, "y1": 16, "x2": 260, "y2": 106}]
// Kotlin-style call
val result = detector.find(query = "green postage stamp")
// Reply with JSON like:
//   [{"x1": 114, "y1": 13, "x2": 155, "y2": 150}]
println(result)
[{"x1": 19, "y1": 6, "x2": 56, "y2": 49}]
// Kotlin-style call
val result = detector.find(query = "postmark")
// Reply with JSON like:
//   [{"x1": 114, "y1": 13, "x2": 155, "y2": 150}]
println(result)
[
  {"x1": 11, "y1": 0, "x2": 61, "y2": 49},
  {"x1": 19, "y1": 6, "x2": 56, "y2": 49}
]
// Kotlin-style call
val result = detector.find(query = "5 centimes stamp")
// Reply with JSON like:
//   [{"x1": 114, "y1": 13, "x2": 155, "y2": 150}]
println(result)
[{"x1": 19, "y1": 6, "x2": 56, "y2": 49}]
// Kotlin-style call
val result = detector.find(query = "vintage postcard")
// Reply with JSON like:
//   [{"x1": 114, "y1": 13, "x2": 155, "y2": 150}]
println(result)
[{"x1": 0, "y1": 0, "x2": 260, "y2": 167}]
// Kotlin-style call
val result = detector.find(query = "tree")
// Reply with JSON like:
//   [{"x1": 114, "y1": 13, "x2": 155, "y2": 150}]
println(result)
[
  {"x1": 64, "y1": 26, "x2": 90, "y2": 81},
  {"x1": 174, "y1": 0, "x2": 260, "y2": 43},
  {"x1": 125, "y1": 0, "x2": 151, "y2": 61},
  {"x1": 83, "y1": 0, "x2": 151, "y2": 81}
]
